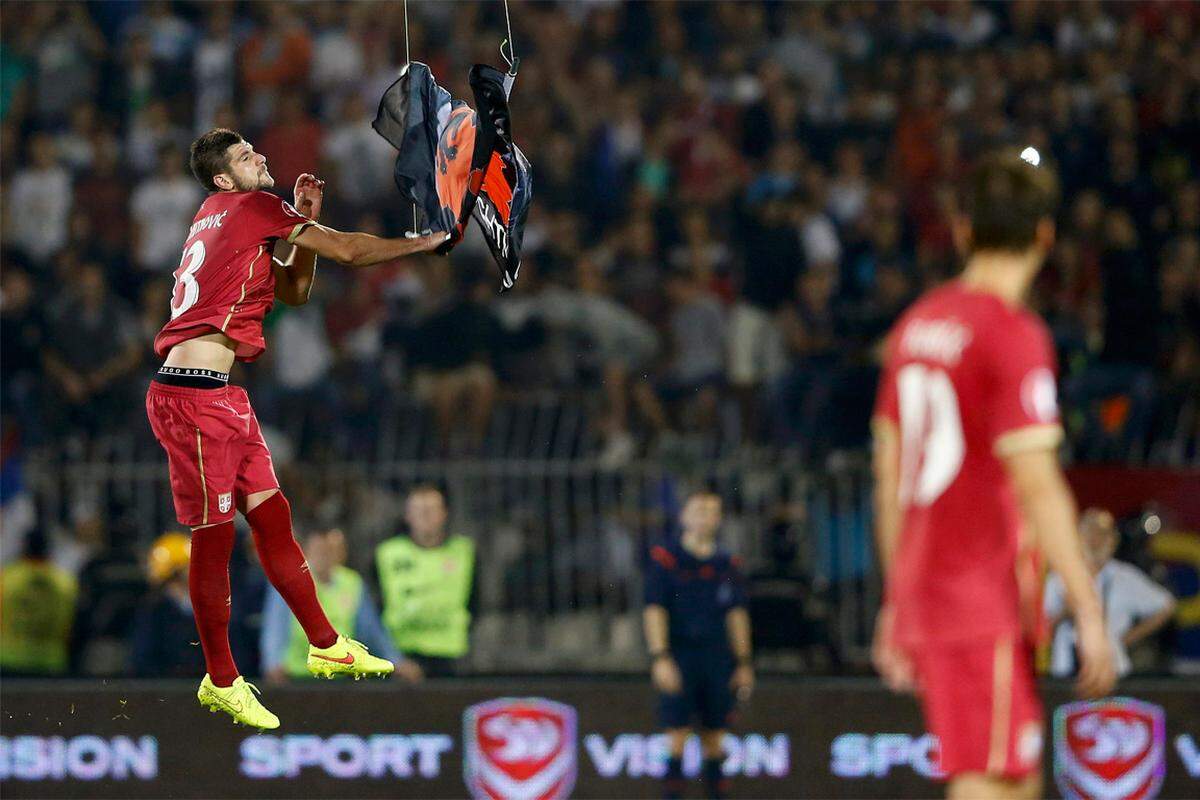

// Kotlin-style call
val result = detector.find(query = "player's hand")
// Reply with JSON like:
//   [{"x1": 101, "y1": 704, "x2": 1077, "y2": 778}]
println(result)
[
  {"x1": 293, "y1": 173, "x2": 324, "y2": 220},
  {"x1": 651, "y1": 655, "x2": 683, "y2": 694},
  {"x1": 872, "y1": 604, "x2": 916, "y2": 693},
  {"x1": 403, "y1": 231, "x2": 452, "y2": 255},
  {"x1": 265, "y1": 666, "x2": 288, "y2": 686},
  {"x1": 394, "y1": 659, "x2": 424, "y2": 684},
  {"x1": 1074, "y1": 614, "x2": 1117, "y2": 699},
  {"x1": 730, "y1": 663, "x2": 755, "y2": 703}
]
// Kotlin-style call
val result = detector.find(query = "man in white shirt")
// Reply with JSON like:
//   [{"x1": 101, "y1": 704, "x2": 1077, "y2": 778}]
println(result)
[
  {"x1": 5, "y1": 134, "x2": 72, "y2": 265},
  {"x1": 1045, "y1": 508, "x2": 1176, "y2": 677},
  {"x1": 130, "y1": 145, "x2": 204, "y2": 274}
]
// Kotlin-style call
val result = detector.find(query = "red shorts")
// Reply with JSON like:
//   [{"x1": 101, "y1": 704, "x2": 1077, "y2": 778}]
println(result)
[
  {"x1": 914, "y1": 636, "x2": 1044, "y2": 780},
  {"x1": 145, "y1": 382, "x2": 279, "y2": 527}
]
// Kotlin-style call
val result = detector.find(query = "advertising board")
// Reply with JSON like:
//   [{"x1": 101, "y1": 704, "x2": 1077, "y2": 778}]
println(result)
[{"x1": 1, "y1": 678, "x2": 1196, "y2": 798}]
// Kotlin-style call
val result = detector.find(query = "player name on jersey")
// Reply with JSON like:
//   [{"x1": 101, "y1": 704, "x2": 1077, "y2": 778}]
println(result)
[
  {"x1": 898, "y1": 319, "x2": 973, "y2": 366},
  {"x1": 188, "y1": 210, "x2": 228, "y2": 241}
]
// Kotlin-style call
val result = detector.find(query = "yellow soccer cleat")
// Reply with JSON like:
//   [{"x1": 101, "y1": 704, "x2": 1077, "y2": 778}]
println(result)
[
  {"x1": 197, "y1": 675, "x2": 280, "y2": 730},
  {"x1": 307, "y1": 634, "x2": 394, "y2": 680}
]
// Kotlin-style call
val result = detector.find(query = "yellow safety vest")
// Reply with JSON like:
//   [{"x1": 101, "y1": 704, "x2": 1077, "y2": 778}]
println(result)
[
  {"x1": 283, "y1": 566, "x2": 363, "y2": 678},
  {"x1": 0, "y1": 559, "x2": 78, "y2": 674},
  {"x1": 376, "y1": 535, "x2": 474, "y2": 658}
]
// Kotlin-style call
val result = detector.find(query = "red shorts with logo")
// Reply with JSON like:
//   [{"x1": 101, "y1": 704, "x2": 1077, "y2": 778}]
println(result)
[
  {"x1": 914, "y1": 636, "x2": 1044, "y2": 780},
  {"x1": 145, "y1": 382, "x2": 279, "y2": 527}
]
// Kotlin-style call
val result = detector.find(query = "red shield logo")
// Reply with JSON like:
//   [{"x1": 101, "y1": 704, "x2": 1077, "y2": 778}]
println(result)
[
  {"x1": 463, "y1": 698, "x2": 577, "y2": 800},
  {"x1": 1054, "y1": 698, "x2": 1166, "y2": 800}
]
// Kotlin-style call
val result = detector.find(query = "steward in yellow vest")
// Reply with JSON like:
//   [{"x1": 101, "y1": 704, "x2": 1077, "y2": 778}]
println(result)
[
  {"x1": 0, "y1": 532, "x2": 78, "y2": 675},
  {"x1": 375, "y1": 485, "x2": 475, "y2": 674}
]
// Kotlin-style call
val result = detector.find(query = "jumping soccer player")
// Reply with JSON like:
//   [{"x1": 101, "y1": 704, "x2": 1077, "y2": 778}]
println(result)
[
  {"x1": 146, "y1": 128, "x2": 445, "y2": 729},
  {"x1": 871, "y1": 150, "x2": 1117, "y2": 799},
  {"x1": 644, "y1": 491, "x2": 753, "y2": 800}
]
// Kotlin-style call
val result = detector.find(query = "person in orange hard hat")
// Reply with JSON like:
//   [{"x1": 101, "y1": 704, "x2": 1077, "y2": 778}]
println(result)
[{"x1": 131, "y1": 532, "x2": 206, "y2": 678}]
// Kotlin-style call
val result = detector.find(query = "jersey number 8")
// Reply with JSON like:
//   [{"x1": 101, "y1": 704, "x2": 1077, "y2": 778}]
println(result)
[
  {"x1": 897, "y1": 363, "x2": 965, "y2": 506},
  {"x1": 170, "y1": 240, "x2": 206, "y2": 319}
]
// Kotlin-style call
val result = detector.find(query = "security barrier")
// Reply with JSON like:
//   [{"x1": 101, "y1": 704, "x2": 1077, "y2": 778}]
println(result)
[{"x1": 2, "y1": 678, "x2": 1197, "y2": 798}]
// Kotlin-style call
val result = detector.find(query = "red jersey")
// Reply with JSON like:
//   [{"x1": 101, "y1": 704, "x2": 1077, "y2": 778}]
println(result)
[
  {"x1": 153, "y1": 190, "x2": 313, "y2": 362},
  {"x1": 873, "y1": 282, "x2": 1062, "y2": 647}
]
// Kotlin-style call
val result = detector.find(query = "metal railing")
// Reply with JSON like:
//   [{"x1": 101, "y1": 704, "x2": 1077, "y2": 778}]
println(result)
[{"x1": 26, "y1": 452, "x2": 882, "y2": 673}]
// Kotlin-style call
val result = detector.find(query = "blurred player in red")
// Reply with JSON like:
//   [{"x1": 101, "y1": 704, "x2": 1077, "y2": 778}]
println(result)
[
  {"x1": 146, "y1": 128, "x2": 445, "y2": 728},
  {"x1": 871, "y1": 150, "x2": 1117, "y2": 799}
]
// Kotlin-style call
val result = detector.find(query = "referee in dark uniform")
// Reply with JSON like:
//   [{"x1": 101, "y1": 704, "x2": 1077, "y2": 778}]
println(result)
[{"x1": 643, "y1": 490, "x2": 754, "y2": 800}]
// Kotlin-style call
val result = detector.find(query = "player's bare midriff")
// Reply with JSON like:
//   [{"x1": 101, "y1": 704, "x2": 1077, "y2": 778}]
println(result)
[{"x1": 162, "y1": 330, "x2": 239, "y2": 374}]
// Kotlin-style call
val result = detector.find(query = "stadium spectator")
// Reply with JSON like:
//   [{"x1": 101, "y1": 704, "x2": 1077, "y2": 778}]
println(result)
[
  {"x1": 192, "y1": 4, "x2": 236, "y2": 134},
  {"x1": 239, "y1": 1, "x2": 312, "y2": 127},
  {"x1": 130, "y1": 144, "x2": 204, "y2": 277},
  {"x1": 53, "y1": 102, "x2": 101, "y2": 175},
  {"x1": 261, "y1": 525, "x2": 419, "y2": 683},
  {"x1": 263, "y1": 301, "x2": 336, "y2": 457},
  {"x1": 729, "y1": 174, "x2": 799, "y2": 438},
  {"x1": 28, "y1": 3, "x2": 105, "y2": 128},
  {"x1": 309, "y1": 2, "x2": 368, "y2": 122},
  {"x1": 125, "y1": 100, "x2": 189, "y2": 175},
  {"x1": 0, "y1": 529, "x2": 78, "y2": 676},
  {"x1": 0, "y1": 262, "x2": 43, "y2": 443},
  {"x1": 68, "y1": 509, "x2": 146, "y2": 675},
  {"x1": 1045, "y1": 508, "x2": 1177, "y2": 678},
  {"x1": 533, "y1": 254, "x2": 659, "y2": 466},
  {"x1": 256, "y1": 90, "x2": 323, "y2": 196},
  {"x1": 644, "y1": 491, "x2": 753, "y2": 800},
  {"x1": 320, "y1": 93, "x2": 397, "y2": 222},
  {"x1": 41, "y1": 261, "x2": 142, "y2": 443},
  {"x1": 634, "y1": 267, "x2": 726, "y2": 436},
  {"x1": 394, "y1": 265, "x2": 499, "y2": 453},
  {"x1": 75, "y1": 152, "x2": 131, "y2": 283},
  {"x1": 376, "y1": 485, "x2": 476, "y2": 677},
  {"x1": 130, "y1": 531, "x2": 204, "y2": 678},
  {"x1": 4, "y1": 133, "x2": 71, "y2": 265}
]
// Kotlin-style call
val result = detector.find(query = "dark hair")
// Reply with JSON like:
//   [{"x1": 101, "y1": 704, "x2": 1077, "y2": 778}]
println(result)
[
  {"x1": 189, "y1": 128, "x2": 244, "y2": 192},
  {"x1": 407, "y1": 482, "x2": 446, "y2": 501},
  {"x1": 24, "y1": 529, "x2": 49, "y2": 560},
  {"x1": 685, "y1": 487, "x2": 721, "y2": 503},
  {"x1": 966, "y1": 150, "x2": 1060, "y2": 253}
]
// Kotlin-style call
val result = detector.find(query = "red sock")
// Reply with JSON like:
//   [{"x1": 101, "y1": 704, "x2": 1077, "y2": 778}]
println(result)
[
  {"x1": 246, "y1": 492, "x2": 338, "y2": 648},
  {"x1": 188, "y1": 521, "x2": 239, "y2": 687}
]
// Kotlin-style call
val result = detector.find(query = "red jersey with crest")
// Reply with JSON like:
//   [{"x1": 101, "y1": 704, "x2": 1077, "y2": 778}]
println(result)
[
  {"x1": 873, "y1": 282, "x2": 1062, "y2": 648},
  {"x1": 153, "y1": 190, "x2": 313, "y2": 362}
]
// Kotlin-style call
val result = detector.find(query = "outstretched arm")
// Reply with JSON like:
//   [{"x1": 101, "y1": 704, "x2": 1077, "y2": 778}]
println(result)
[{"x1": 292, "y1": 222, "x2": 447, "y2": 268}]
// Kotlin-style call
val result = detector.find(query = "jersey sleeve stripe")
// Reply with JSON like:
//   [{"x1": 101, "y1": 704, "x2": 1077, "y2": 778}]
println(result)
[
  {"x1": 286, "y1": 221, "x2": 314, "y2": 245},
  {"x1": 993, "y1": 423, "x2": 1063, "y2": 458}
]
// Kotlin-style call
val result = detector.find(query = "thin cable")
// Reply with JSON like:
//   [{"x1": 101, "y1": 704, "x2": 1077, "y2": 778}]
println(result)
[
  {"x1": 500, "y1": 0, "x2": 516, "y2": 73},
  {"x1": 403, "y1": 0, "x2": 417, "y2": 234}
]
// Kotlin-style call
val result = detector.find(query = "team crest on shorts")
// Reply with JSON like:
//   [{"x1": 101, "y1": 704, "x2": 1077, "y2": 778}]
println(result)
[
  {"x1": 218, "y1": 493, "x2": 232, "y2": 514},
  {"x1": 463, "y1": 697, "x2": 577, "y2": 800},
  {"x1": 1054, "y1": 697, "x2": 1166, "y2": 800}
]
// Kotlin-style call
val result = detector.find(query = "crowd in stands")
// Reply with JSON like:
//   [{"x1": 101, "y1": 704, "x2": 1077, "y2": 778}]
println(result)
[
  {"x1": 2, "y1": 0, "x2": 1198, "y2": 468},
  {"x1": 1, "y1": 1, "x2": 1198, "y2": 677}
]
